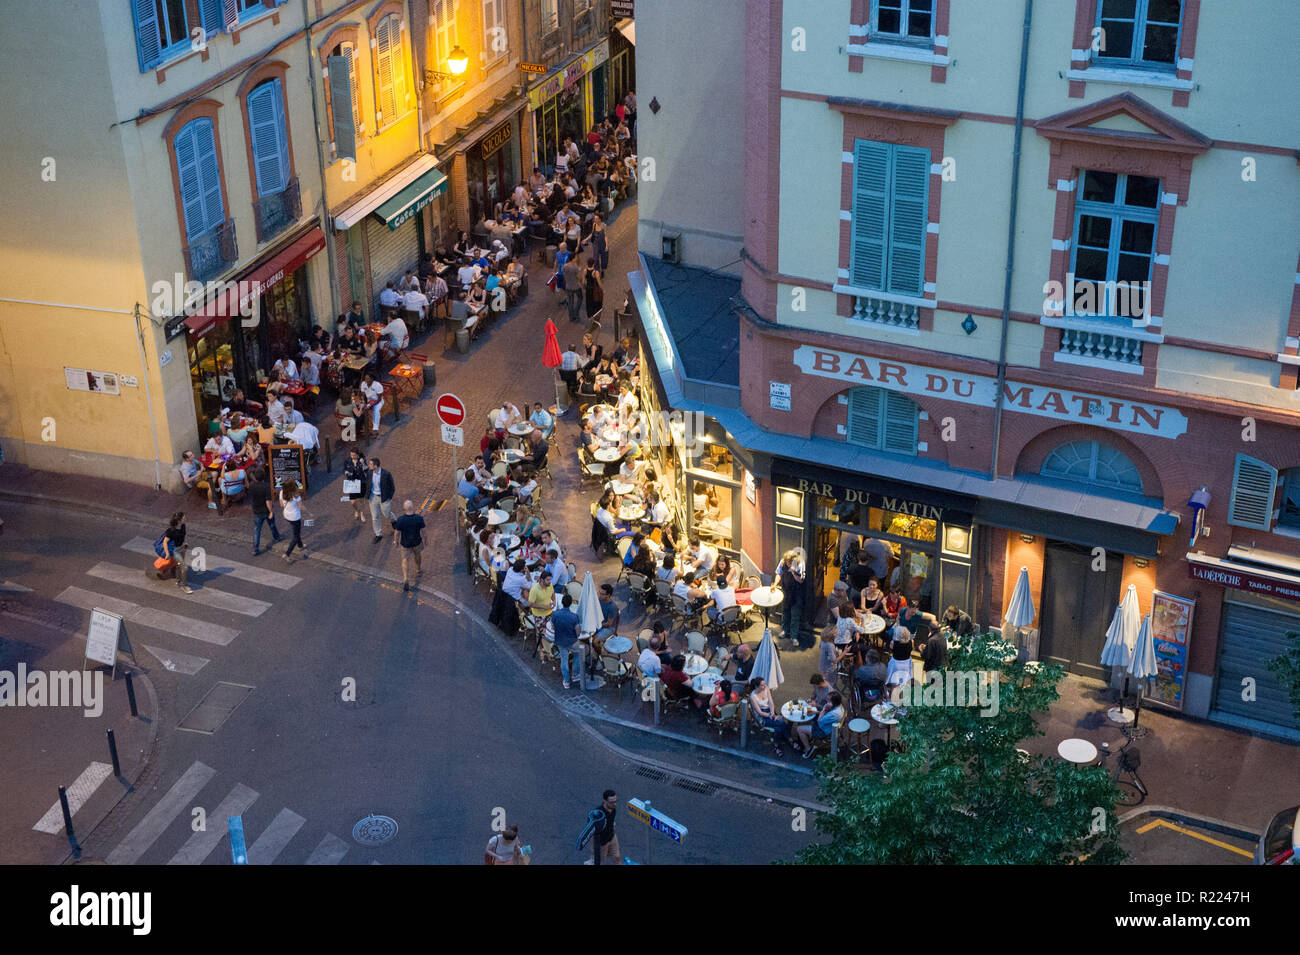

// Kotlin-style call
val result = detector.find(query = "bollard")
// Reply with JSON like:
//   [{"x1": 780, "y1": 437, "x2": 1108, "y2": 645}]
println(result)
[
  {"x1": 59, "y1": 786, "x2": 80, "y2": 856},
  {"x1": 391, "y1": 395, "x2": 400, "y2": 423},
  {"x1": 324, "y1": 436, "x2": 333, "y2": 473},
  {"x1": 107, "y1": 729, "x2": 121, "y2": 777},
  {"x1": 739, "y1": 699, "x2": 749, "y2": 749},
  {"x1": 124, "y1": 672, "x2": 138, "y2": 718},
  {"x1": 831, "y1": 723, "x2": 840, "y2": 762},
  {"x1": 653, "y1": 677, "x2": 661, "y2": 726}
]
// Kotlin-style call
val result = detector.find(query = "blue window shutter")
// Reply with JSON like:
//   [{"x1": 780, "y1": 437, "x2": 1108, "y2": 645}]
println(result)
[
  {"x1": 271, "y1": 80, "x2": 290, "y2": 188},
  {"x1": 850, "y1": 140, "x2": 889, "y2": 291},
  {"x1": 846, "y1": 387, "x2": 883, "y2": 449},
  {"x1": 175, "y1": 125, "x2": 207, "y2": 241},
  {"x1": 882, "y1": 390, "x2": 918, "y2": 455},
  {"x1": 133, "y1": 0, "x2": 161, "y2": 72},
  {"x1": 887, "y1": 145, "x2": 930, "y2": 296},
  {"x1": 1227, "y1": 453, "x2": 1278, "y2": 530},
  {"x1": 248, "y1": 81, "x2": 286, "y2": 196},
  {"x1": 194, "y1": 119, "x2": 225, "y2": 234},
  {"x1": 199, "y1": 0, "x2": 223, "y2": 35}
]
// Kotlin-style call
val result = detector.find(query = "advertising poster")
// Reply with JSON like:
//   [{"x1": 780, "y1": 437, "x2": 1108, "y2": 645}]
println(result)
[
  {"x1": 1147, "y1": 590, "x2": 1194, "y2": 711},
  {"x1": 64, "y1": 367, "x2": 120, "y2": 395}
]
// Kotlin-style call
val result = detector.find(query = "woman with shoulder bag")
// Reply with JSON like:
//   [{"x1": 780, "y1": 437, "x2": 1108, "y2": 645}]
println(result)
[
  {"x1": 484, "y1": 825, "x2": 527, "y2": 865},
  {"x1": 342, "y1": 449, "x2": 368, "y2": 524},
  {"x1": 280, "y1": 480, "x2": 308, "y2": 563}
]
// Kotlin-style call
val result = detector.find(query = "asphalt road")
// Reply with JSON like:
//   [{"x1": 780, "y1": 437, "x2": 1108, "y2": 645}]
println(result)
[{"x1": 0, "y1": 500, "x2": 814, "y2": 865}]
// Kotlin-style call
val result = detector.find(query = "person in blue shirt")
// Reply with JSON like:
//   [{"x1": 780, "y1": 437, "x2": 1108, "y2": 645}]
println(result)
[
  {"x1": 795, "y1": 690, "x2": 845, "y2": 758},
  {"x1": 457, "y1": 473, "x2": 486, "y2": 511},
  {"x1": 529, "y1": 403, "x2": 554, "y2": 438},
  {"x1": 549, "y1": 594, "x2": 583, "y2": 689}
]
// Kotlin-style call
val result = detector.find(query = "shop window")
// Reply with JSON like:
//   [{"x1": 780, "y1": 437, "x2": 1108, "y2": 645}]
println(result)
[
  {"x1": 846, "y1": 386, "x2": 918, "y2": 455},
  {"x1": 776, "y1": 489, "x2": 804, "y2": 521},
  {"x1": 814, "y1": 495, "x2": 862, "y2": 526},
  {"x1": 1040, "y1": 440, "x2": 1143, "y2": 493},
  {"x1": 690, "y1": 478, "x2": 734, "y2": 550},
  {"x1": 1278, "y1": 468, "x2": 1300, "y2": 530},
  {"x1": 693, "y1": 442, "x2": 737, "y2": 480},
  {"x1": 868, "y1": 506, "x2": 937, "y2": 544},
  {"x1": 1070, "y1": 171, "x2": 1159, "y2": 322},
  {"x1": 1095, "y1": 0, "x2": 1181, "y2": 70}
]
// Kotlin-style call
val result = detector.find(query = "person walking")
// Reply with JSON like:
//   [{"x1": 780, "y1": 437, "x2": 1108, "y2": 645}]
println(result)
[
  {"x1": 367, "y1": 457, "x2": 396, "y2": 542},
  {"x1": 589, "y1": 213, "x2": 609, "y2": 272},
  {"x1": 484, "y1": 825, "x2": 527, "y2": 865},
  {"x1": 563, "y1": 252, "x2": 583, "y2": 321},
  {"x1": 156, "y1": 511, "x2": 194, "y2": 594},
  {"x1": 583, "y1": 258, "x2": 603, "y2": 321},
  {"x1": 591, "y1": 789, "x2": 622, "y2": 865},
  {"x1": 279, "y1": 480, "x2": 307, "y2": 563},
  {"x1": 391, "y1": 500, "x2": 426, "y2": 593},
  {"x1": 248, "y1": 467, "x2": 283, "y2": 556},
  {"x1": 342, "y1": 449, "x2": 368, "y2": 524},
  {"x1": 778, "y1": 548, "x2": 806, "y2": 643}
]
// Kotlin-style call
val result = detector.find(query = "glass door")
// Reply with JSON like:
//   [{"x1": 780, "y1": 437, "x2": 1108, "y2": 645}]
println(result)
[{"x1": 808, "y1": 523, "x2": 843, "y2": 629}]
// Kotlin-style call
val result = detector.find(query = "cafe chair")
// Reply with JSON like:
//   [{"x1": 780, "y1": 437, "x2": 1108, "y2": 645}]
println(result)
[
  {"x1": 652, "y1": 578, "x2": 674, "y2": 608},
  {"x1": 600, "y1": 654, "x2": 631, "y2": 690},
  {"x1": 749, "y1": 705, "x2": 779, "y2": 751},
  {"x1": 538, "y1": 637, "x2": 560, "y2": 674},
  {"x1": 707, "y1": 702, "x2": 741, "y2": 737},
  {"x1": 614, "y1": 538, "x2": 633, "y2": 580},
  {"x1": 669, "y1": 593, "x2": 697, "y2": 631},
  {"x1": 685, "y1": 630, "x2": 709, "y2": 660},
  {"x1": 708, "y1": 604, "x2": 744, "y2": 644},
  {"x1": 565, "y1": 561, "x2": 577, "y2": 583},
  {"x1": 636, "y1": 628, "x2": 654, "y2": 652},
  {"x1": 565, "y1": 580, "x2": 584, "y2": 603},
  {"x1": 577, "y1": 449, "x2": 606, "y2": 487},
  {"x1": 626, "y1": 572, "x2": 651, "y2": 606},
  {"x1": 806, "y1": 709, "x2": 851, "y2": 761},
  {"x1": 473, "y1": 556, "x2": 494, "y2": 592}
]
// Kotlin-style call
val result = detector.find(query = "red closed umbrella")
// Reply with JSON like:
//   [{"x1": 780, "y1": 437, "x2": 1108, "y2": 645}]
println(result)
[{"x1": 542, "y1": 318, "x2": 562, "y2": 368}]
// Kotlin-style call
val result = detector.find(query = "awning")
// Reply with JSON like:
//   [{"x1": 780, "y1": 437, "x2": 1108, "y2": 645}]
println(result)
[
  {"x1": 1187, "y1": 552, "x2": 1300, "y2": 602},
  {"x1": 373, "y1": 168, "x2": 448, "y2": 232},
  {"x1": 617, "y1": 19, "x2": 635, "y2": 45},
  {"x1": 332, "y1": 154, "x2": 438, "y2": 231},
  {"x1": 185, "y1": 226, "x2": 327, "y2": 336}
]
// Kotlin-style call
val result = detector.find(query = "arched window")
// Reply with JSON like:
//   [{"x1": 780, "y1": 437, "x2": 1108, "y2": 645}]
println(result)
[
  {"x1": 1040, "y1": 440, "x2": 1143, "y2": 493},
  {"x1": 174, "y1": 118, "x2": 225, "y2": 244},
  {"x1": 846, "y1": 386, "x2": 917, "y2": 455}
]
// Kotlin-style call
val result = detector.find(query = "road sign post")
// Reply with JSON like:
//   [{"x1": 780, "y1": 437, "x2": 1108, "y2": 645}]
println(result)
[
  {"x1": 626, "y1": 798, "x2": 687, "y2": 865},
  {"x1": 437, "y1": 394, "x2": 466, "y2": 541}
]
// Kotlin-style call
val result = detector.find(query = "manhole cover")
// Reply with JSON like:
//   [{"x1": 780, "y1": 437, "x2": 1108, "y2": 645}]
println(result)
[{"x1": 352, "y1": 814, "x2": 399, "y2": 846}]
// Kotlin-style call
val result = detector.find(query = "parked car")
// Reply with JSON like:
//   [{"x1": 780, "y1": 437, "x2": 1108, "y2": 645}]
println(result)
[{"x1": 1255, "y1": 805, "x2": 1299, "y2": 865}]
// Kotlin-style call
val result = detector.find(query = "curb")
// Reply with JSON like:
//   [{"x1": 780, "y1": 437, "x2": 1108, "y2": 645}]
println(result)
[{"x1": 1117, "y1": 805, "x2": 1260, "y2": 843}]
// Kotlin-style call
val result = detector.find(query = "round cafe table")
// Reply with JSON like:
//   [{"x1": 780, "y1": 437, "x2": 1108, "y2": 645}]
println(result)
[
  {"x1": 859, "y1": 613, "x2": 886, "y2": 635},
  {"x1": 501, "y1": 448, "x2": 525, "y2": 464},
  {"x1": 690, "y1": 673, "x2": 720, "y2": 696},
  {"x1": 508, "y1": 422, "x2": 534, "y2": 437},
  {"x1": 498, "y1": 534, "x2": 521, "y2": 553},
  {"x1": 609, "y1": 480, "x2": 635, "y2": 495},
  {"x1": 600, "y1": 428, "x2": 621, "y2": 445},
  {"x1": 618, "y1": 504, "x2": 645, "y2": 522},
  {"x1": 593, "y1": 447, "x2": 622, "y2": 462},
  {"x1": 603, "y1": 635, "x2": 634, "y2": 655},
  {"x1": 870, "y1": 702, "x2": 902, "y2": 749},
  {"x1": 781, "y1": 700, "x2": 817, "y2": 726},
  {"x1": 1057, "y1": 738, "x2": 1098, "y2": 764},
  {"x1": 683, "y1": 653, "x2": 709, "y2": 677},
  {"x1": 486, "y1": 509, "x2": 510, "y2": 527},
  {"x1": 750, "y1": 585, "x2": 784, "y2": 634}
]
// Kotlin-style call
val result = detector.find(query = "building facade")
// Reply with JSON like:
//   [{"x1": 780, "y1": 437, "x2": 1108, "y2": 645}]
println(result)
[{"x1": 630, "y1": 0, "x2": 1300, "y2": 737}]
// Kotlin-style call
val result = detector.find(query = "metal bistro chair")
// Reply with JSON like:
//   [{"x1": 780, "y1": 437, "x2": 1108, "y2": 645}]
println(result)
[
  {"x1": 708, "y1": 604, "x2": 744, "y2": 644},
  {"x1": 685, "y1": 629, "x2": 709, "y2": 661},
  {"x1": 614, "y1": 538, "x2": 633, "y2": 581},
  {"x1": 626, "y1": 572, "x2": 651, "y2": 606},
  {"x1": 707, "y1": 702, "x2": 741, "y2": 737},
  {"x1": 669, "y1": 592, "x2": 698, "y2": 631},
  {"x1": 637, "y1": 628, "x2": 654, "y2": 652},
  {"x1": 577, "y1": 448, "x2": 606, "y2": 487},
  {"x1": 538, "y1": 636, "x2": 560, "y2": 674},
  {"x1": 600, "y1": 654, "x2": 631, "y2": 692},
  {"x1": 652, "y1": 578, "x2": 675, "y2": 611}
]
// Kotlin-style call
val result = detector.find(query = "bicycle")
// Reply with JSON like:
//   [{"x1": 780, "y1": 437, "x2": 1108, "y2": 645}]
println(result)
[{"x1": 1097, "y1": 736, "x2": 1148, "y2": 807}]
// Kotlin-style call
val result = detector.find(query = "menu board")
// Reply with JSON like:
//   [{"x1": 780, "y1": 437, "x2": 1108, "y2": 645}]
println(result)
[
  {"x1": 1147, "y1": 590, "x2": 1194, "y2": 711},
  {"x1": 269, "y1": 444, "x2": 307, "y2": 492}
]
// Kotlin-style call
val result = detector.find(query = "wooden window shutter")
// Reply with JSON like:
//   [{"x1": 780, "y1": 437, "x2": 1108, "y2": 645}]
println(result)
[
  {"x1": 249, "y1": 80, "x2": 287, "y2": 196},
  {"x1": 850, "y1": 140, "x2": 889, "y2": 291},
  {"x1": 1226, "y1": 453, "x2": 1278, "y2": 530},
  {"x1": 846, "y1": 387, "x2": 883, "y2": 449},
  {"x1": 887, "y1": 145, "x2": 930, "y2": 297},
  {"x1": 133, "y1": 0, "x2": 161, "y2": 72},
  {"x1": 882, "y1": 390, "x2": 918, "y2": 455},
  {"x1": 328, "y1": 54, "x2": 358, "y2": 161}
]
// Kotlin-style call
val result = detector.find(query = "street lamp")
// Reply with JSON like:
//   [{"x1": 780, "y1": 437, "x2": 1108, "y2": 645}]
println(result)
[{"x1": 425, "y1": 45, "x2": 469, "y2": 82}]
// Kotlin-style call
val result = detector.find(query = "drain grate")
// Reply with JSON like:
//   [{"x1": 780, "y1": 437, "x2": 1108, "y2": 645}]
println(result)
[
  {"x1": 177, "y1": 682, "x2": 254, "y2": 734},
  {"x1": 352, "y1": 814, "x2": 399, "y2": 846},
  {"x1": 673, "y1": 777, "x2": 719, "y2": 796},
  {"x1": 634, "y1": 766, "x2": 670, "y2": 782}
]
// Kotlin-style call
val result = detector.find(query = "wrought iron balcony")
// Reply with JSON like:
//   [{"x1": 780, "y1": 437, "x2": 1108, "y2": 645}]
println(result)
[
  {"x1": 1058, "y1": 328, "x2": 1144, "y2": 366},
  {"x1": 253, "y1": 177, "x2": 301, "y2": 244},
  {"x1": 183, "y1": 219, "x2": 238, "y2": 283},
  {"x1": 852, "y1": 295, "x2": 920, "y2": 330}
]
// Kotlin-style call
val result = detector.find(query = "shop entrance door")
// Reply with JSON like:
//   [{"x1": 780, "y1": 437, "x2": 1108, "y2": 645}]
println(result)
[
  {"x1": 808, "y1": 524, "x2": 843, "y2": 631},
  {"x1": 1039, "y1": 541, "x2": 1120, "y2": 679}
]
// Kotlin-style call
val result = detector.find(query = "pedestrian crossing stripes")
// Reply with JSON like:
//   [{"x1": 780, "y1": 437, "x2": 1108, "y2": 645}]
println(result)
[
  {"x1": 32, "y1": 762, "x2": 113, "y2": 834},
  {"x1": 120, "y1": 538, "x2": 302, "y2": 591},
  {"x1": 56, "y1": 586, "x2": 240, "y2": 646},
  {"x1": 95, "y1": 761, "x2": 352, "y2": 865},
  {"x1": 141, "y1": 645, "x2": 211, "y2": 676},
  {"x1": 86, "y1": 562, "x2": 273, "y2": 617}
]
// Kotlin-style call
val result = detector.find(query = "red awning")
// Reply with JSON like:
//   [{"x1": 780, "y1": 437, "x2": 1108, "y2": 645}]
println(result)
[{"x1": 185, "y1": 226, "x2": 327, "y2": 337}]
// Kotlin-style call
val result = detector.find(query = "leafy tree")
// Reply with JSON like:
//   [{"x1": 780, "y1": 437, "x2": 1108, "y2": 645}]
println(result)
[
  {"x1": 1266, "y1": 630, "x2": 1300, "y2": 721},
  {"x1": 793, "y1": 633, "x2": 1126, "y2": 865}
]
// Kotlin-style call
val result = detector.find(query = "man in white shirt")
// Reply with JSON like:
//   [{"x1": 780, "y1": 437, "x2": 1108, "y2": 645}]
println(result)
[
  {"x1": 595, "y1": 503, "x2": 618, "y2": 537},
  {"x1": 287, "y1": 420, "x2": 319, "y2": 450},
  {"x1": 382, "y1": 315, "x2": 409, "y2": 350},
  {"x1": 205, "y1": 432, "x2": 235, "y2": 457},
  {"x1": 546, "y1": 549, "x2": 569, "y2": 590},
  {"x1": 502, "y1": 563, "x2": 529, "y2": 602},
  {"x1": 267, "y1": 395, "x2": 287, "y2": 426},
  {"x1": 706, "y1": 575, "x2": 737, "y2": 622},
  {"x1": 379, "y1": 281, "x2": 401, "y2": 312},
  {"x1": 402, "y1": 286, "x2": 428, "y2": 327},
  {"x1": 272, "y1": 357, "x2": 299, "y2": 380},
  {"x1": 690, "y1": 538, "x2": 718, "y2": 576},
  {"x1": 457, "y1": 259, "x2": 480, "y2": 288}
]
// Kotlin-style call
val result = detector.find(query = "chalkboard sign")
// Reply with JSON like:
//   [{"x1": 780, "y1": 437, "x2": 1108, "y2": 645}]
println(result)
[
  {"x1": 270, "y1": 444, "x2": 307, "y2": 492},
  {"x1": 85, "y1": 608, "x2": 133, "y2": 677}
]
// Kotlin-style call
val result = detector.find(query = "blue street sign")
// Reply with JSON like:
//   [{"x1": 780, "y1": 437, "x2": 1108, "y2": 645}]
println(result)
[{"x1": 628, "y1": 798, "x2": 687, "y2": 843}]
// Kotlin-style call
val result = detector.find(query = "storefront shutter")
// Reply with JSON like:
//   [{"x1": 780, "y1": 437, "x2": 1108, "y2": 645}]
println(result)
[
  {"x1": 1212, "y1": 602, "x2": 1300, "y2": 732},
  {"x1": 846, "y1": 386, "x2": 883, "y2": 448},
  {"x1": 366, "y1": 216, "x2": 417, "y2": 312},
  {"x1": 248, "y1": 80, "x2": 288, "y2": 197},
  {"x1": 850, "y1": 140, "x2": 889, "y2": 290},
  {"x1": 882, "y1": 390, "x2": 918, "y2": 455},
  {"x1": 887, "y1": 145, "x2": 930, "y2": 297},
  {"x1": 328, "y1": 54, "x2": 358, "y2": 161},
  {"x1": 133, "y1": 0, "x2": 161, "y2": 72},
  {"x1": 1227, "y1": 453, "x2": 1277, "y2": 530}
]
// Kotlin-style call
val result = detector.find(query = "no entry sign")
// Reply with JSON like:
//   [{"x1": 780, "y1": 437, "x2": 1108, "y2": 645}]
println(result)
[{"x1": 436, "y1": 393, "x2": 465, "y2": 427}]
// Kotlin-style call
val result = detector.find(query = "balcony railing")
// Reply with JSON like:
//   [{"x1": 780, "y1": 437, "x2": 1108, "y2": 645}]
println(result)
[
  {"x1": 852, "y1": 295, "x2": 919, "y2": 330},
  {"x1": 253, "y1": 177, "x2": 301, "y2": 244},
  {"x1": 1058, "y1": 328, "x2": 1144, "y2": 366},
  {"x1": 183, "y1": 219, "x2": 238, "y2": 283}
]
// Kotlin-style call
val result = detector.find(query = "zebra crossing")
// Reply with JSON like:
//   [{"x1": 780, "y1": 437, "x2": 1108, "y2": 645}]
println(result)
[
  {"x1": 72, "y1": 760, "x2": 353, "y2": 865},
  {"x1": 51, "y1": 535, "x2": 303, "y2": 676}
]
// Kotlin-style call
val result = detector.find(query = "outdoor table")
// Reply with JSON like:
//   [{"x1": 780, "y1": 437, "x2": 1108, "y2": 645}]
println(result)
[
  {"x1": 508, "y1": 422, "x2": 534, "y2": 437},
  {"x1": 750, "y1": 585, "x2": 784, "y2": 632},
  {"x1": 782, "y1": 700, "x2": 817, "y2": 725},
  {"x1": 486, "y1": 509, "x2": 510, "y2": 527},
  {"x1": 870, "y1": 702, "x2": 902, "y2": 749},
  {"x1": 498, "y1": 534, "x2": 521, "y2": 553},
  {"x1": 609, "y1": 480, "x2": 635, "y2": 495},
  {"x1": 1057, "y1": 738, "x2": 1098, "y2": 764},
  {"x1": 691, "y1": 673, "x2": 720, "y2": 697},
  {"x1": 618, "y1": 503, "x2": 645, "y2": 522},
  {"x1": 859, "y1": 613, "x2": 886, "y2": 635},
  {"x1": 388, "y1": 363, "x2": 424, "y2": 401},
  {"x1": 604, "y1": 636, "x2": 634, "y2": 655},
  {"x1": 500, "y1": 448, "x2": 525, "y2": 465},
  {"x1": 683, "y1": 653, "x2": 709, "y2": 677},
  {"x1": 593, "y1": 448, "x2": 622, "y2": 462},
  {"x1": 596, "y1": 375, "x2": 614, "y2": 391},
  {"x1": 599, "y1": 427, "x2": 621, "y2": 445}
]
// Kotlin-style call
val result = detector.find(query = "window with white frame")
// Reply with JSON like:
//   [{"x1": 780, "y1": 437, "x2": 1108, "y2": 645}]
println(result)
[
  {"x1": 1070, "y1": 171, "x2": 1159, "y2": 322},
  {"x1": 373, "y1": 14, "x2": 410, "y2": 128},
  {"x1": 132, "y1": 0, "x2": 197, "y2": 71},
  {"x1": 1040, "y1": 440, "x2": 1143, "y2": 493},
  {"x1": 1095, "y1": 0, "x2": 1182, "y2": 69},
  {"x1": 432, "y1": 0, "x2": 461, "y2": 82},
  {"x1": 482, "y1": 0, "x2": 505, "y2": 59},
  {"x1": 846, "y1": 386, "x2": 918, "y2": 455},
  {"x1": 849, "y1": 139, "x2": 930, "y2": 298},
  {"x1": 872, "y1": 0, "x2": 934, "y2": 43}
]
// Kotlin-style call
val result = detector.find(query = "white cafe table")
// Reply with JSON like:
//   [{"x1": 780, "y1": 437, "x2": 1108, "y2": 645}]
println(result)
[
  {"x1": 1057, "y1": 738, "x2": 1098, "y2": 764},
  {"x1": 593, "y1": 448, "x2": 622, "y2": 462},
  {"x1": 870, "y1": 702, "x2": 902, "y2": 748},
  {"x1": 603, "y1": 636, "x2": 634, "y2": 655},
  {"x1": 609, "y1": 480, "x2": 636, "y2": 495},
  {"x1": 486, "y1": 509, "x2": 510, "y2": 526},
  {"x1": 859, "y1": 613, "x2": 886, "y2": 635},
  {"x1": 750, "y1": 585, "x2": 784, "y2": 634},
  {"x1": 683, "y1": 653, "x2": 709, "y2": 677},
  {"x1": 781, "y1": 700, "x2": 817, "y2": 725},
  {"x1": 501, "y1": 448, "x2": 525, "y2": 464},
  {"x1": 508, "y1": 422, "x2": 534, "y2": 436},
  {"x1": 691, "y1": 673, "x2": 720, "y2": 696}
]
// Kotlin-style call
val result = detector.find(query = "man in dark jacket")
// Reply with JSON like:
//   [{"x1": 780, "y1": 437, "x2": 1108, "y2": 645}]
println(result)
[
  {"x1": 942, "y1": 605, "x2": 977, "y2": 638},
  {"x1": 920, "y1": 623, "x2": 948, "y2": 675},
  {"x1": 367, "y1": 457, "x2": 396, "y2": 541},
  {"x1": 248, "y1": 467, "x2": 282, "y2": 556}
]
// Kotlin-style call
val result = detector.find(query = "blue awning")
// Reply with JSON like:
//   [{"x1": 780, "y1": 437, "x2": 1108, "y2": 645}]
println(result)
[{"x1": 373, "y1": 169, "x2": 448, "y2": 231}]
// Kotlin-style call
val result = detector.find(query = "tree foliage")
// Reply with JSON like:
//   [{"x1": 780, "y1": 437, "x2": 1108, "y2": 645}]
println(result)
[
  {"x1": 793, "y1": 633, "x2": 1127, "y2": 865},
  {"x1": 1267, "y1": 630, "x2": 1300, "y2": 721}
]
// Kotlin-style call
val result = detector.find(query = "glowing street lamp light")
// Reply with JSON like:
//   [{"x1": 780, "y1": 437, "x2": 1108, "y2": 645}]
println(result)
[{"x1": 426, "y1": 45, "x2": 470, "y2": 82}]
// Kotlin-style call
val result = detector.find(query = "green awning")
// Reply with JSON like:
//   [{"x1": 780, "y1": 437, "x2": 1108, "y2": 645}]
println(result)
[{"x1": 374, "y1": 169, "x2": 448, "y2": 231}]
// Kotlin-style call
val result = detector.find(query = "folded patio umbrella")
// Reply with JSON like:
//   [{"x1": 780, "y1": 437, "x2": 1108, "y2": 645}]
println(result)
[
  {"x1": 1003, "y1": 566, "x2": 1035, "y2": 652},
  {"x1": 752, "y1": 627, "x2": 784, "y2": 690},
  {"x1": 576, "y1": 570, "x2": 602, "y2": 635},
  {"x1": 1100, "y1": 584, "x2": 1139, "y2": 668},
  {"x1": 1127, "y1": 612, "x2": 1158, "y2": 732}
]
